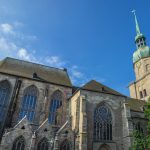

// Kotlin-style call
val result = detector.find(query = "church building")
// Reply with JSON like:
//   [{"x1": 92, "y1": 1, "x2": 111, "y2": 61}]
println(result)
[{"x1": 0, "y1": 12, "x2": 149, "y2": 150}]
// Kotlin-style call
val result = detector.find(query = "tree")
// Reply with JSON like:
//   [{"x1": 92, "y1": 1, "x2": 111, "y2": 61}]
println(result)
[
  {"x1": 144, "y1": 98, "x2": 150, "y2": 149},
  {"x1": 130, "y1": 130, "x2": 146, "y2": 150},
  {"x1": 130, "y1": 99, "x2": 150, "y2": 150}
]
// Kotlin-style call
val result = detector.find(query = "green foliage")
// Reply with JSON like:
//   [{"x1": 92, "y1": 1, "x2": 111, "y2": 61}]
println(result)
[
  {"x1": 130, "y1": 99, "x2": 150, "y2": 150},
  {"x1": 144, "y1": 98, "x2": 150, "y2": 149},
  {"x1": 131, "y1": 130, "x2": 146, "y2": 150}
]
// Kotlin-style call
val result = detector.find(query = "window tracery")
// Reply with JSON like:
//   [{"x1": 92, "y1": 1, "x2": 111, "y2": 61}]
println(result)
[
  {"x1": 12, "y1": 136, "x2": 25, "y2": 150},
  {"x1": 134, "y1": 122, "x2": 144, "y2": 134},
  {"x1": 48, "y1": 90, "x2": 62, "y2": 124},
  {"x1": 37, "y1": 138, "x2": 49, "y2": 150},
  {"x1": 0, "y1": 80, "x2": 11, "y2": 122},
  {"x1": 94, "y1": 104, "x2": 112, "y2": 141},
  {"x1": 60, "y1": 140, "x2": 71, "y2": 150},
  {"x1": 19, "y1": 85, "x2": 38, "y2": 122}
]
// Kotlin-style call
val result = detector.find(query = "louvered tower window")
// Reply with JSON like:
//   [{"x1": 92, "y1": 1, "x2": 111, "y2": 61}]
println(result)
[
  {"x1": 94, "y1": 104, "x2": 112, "y2": 141},
  {"x1": 48, "y1": 90, "x2": 62, "y2": 124},
  {"x1": 12, "y1": 136, "x2": 25, "y2": 150},
  {"x1": 0, "y1": 81, "x2": 11, "y2": 123},
  {"x1": 37, "y1": 138, "x2": 49, "y2": 150},
  {"x1": 19, "y1": 85, "x2": 38, "y2": 122}
]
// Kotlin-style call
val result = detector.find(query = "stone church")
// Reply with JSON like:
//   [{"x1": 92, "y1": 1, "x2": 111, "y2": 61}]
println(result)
[{"x1": 0, "y1": 13, "x2": 149, "y2": 150}]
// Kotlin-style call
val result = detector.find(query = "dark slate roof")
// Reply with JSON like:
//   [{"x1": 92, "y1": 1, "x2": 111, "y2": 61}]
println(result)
[
  {"x1": 126, "y1": 98, "x2": 146, "y2": 112},
  {"x1": 82, "y1": 80, "x2": 124, "y2": 96},
  {"x1": 0, "y1": 57, "x2": 72, "y2": 87}
]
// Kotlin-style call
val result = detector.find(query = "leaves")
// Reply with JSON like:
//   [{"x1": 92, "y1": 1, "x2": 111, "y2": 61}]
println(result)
[{"x1": 130, "y1": 98, "x2": 150, "y2": 150}]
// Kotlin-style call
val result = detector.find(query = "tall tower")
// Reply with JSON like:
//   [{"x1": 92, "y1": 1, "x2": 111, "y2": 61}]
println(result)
[{"x1": 129, "y1": 11, "x2": 150, "y2": 101}]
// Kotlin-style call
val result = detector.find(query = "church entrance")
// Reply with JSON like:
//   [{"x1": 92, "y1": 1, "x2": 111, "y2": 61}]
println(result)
[{"x1": 99, "y1": 144, "x2": 111, "y2": 150}]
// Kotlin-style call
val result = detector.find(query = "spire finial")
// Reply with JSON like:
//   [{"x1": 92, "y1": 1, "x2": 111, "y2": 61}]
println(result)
[{"x1": 132, "y1": 10, "x2": 141, "y2": 35}]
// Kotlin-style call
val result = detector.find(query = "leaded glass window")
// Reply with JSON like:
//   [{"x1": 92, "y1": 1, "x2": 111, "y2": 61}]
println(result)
[
  {"x1": 48, "y1": 90, "x2": 62, "y2": 124},
  {"x1": 94, "y1": 104, "x2": 112, "y2": 141},
  {"x1": 19, "y1": 85, "x2": 38, "y2": 122},
  {"x1": 12, "y1": 136, "x2": 25, "y2": 150},
  {"x1": 0, "y1": 80, "x2": 11, "y2": 122},
  {"x1": 37, "y1": 138, "x2": 49, "y2": 150},
  {"x1": 60, "y1": 140, "x2": 71, "y2": 150}
]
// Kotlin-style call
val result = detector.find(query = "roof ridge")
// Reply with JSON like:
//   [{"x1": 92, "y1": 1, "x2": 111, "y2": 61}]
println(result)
[{"x1": 4, "y1": 57, "x2": 67, "y2": 72}]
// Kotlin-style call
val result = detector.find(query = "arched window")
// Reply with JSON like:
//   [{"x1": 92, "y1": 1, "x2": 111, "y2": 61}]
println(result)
[
  {"x1": 19, "y1": 85, "x2": 38, "y2": 122},
  {"x1": 134, "y1": 122, "x2": 144, "y2": 134},
  {"x1": 94, "y1": 104, "x2": 112, "y2": 141},
  {"x1": 60, "y1": 140, "x2": 71, "y2": 150},
  {"x1": 37, "y1": 138, "x2": 49, "y2": 150},
  {"x1": 99, "y1": 144, "x2": 111, "y2": 150},
  {"x1": 0, "y1": 80, "x2": 11, "y2": 123},
  {"x1": 12, "y1": 136, "x2": 25, "y2": 150},
  {"x1": 48, "y1": 90, "x2": 62, "y2": 124}
]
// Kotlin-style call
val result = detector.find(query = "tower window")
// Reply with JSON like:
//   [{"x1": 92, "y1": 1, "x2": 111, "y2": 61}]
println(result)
[
  {"x1": 139, "y1": 91, "x2": 143, "y2": 99},
  {"x1": 143, "y1": 89, "x2": 147, "y2": 97}
]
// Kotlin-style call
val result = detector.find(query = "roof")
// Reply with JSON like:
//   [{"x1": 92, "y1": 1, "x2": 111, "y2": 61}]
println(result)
[
  {"x1": 81, "y1": 80, "x2": 124, "y2": 96},
  {"x1": 126, "y1": 98, "x2": 146, "y2": 112},
  {"x1": 0, "y1": 57, "x2": 72, "y2": 87}
]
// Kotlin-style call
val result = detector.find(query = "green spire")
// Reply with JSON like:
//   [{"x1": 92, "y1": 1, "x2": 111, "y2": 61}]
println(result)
[{"x1": 132, "y1": 10, "x2": 141, "y2": 35}]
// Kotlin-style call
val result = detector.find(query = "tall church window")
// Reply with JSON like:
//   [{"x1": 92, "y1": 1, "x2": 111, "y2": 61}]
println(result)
[
  {"x1": 0, "y1": 80, "x2": 11, "y2": 123},
  {"x1": 19, "y1": 85, "x2": 38, "y2": 122},
  {"x1": 37, "y1": 138, "x2": 49, "y2": 150},
  {"x1": 12, "y1": 136, "x2": 25, "y2": 150},
  {"x1": 139, "y1": 91, "x2": 143, "y2": 99},
  {"x1": 60, "y1": 140, "x2": 71, "y2": 150},
  {"x1": 94, "y1": 104, "x2": 112, "y2": 141},
  {"x1": 48, "y1": 90, "x2": 62, "y2": 124},
  {"x1": 143, "y1": 89, "x2": 147, "y2": 97}
]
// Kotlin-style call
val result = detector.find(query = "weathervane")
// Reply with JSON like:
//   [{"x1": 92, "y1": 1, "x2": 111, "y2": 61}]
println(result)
[
  {"x1": 131, "y1": 9, "x2": 141, "y2": 35},
  {"x1": 132, "y1": 9, "x2": 136, "y2": 15}
]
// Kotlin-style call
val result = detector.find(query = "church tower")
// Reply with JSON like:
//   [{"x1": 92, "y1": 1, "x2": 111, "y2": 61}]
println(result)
[{"x1": 129, "y1": 11, "x2": 150, "y2": 101}]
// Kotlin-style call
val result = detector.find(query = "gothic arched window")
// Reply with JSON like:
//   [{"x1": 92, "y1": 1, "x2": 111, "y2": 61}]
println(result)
[
  {"x1": 48, "y1": 90, "x2": 62, "y2": 124},
  {"x1": 19, "y1": 85, "x2": 38, "y2": 122},
  {"x1": 135, "y1": 122, "x2": 144, "y2": 134},
  {"x1": 94, "y1": 104, "x2": 112, "y2": 141},
  {"x1": 60, "y1": 140, "x2": 71, "y2": 150},
  {"x1": 12, "y1": 136, "x2": 25, "y2": 150},
  {"x1": 37, "y1": 138, "x2": 49, "y2": 150},
  {"x1": 0, "y1": 80, "x2": 11, "y2": 123}
]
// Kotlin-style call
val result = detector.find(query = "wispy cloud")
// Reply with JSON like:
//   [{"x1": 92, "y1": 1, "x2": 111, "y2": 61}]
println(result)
[
  {"x1": 0, "y1": 22, "x2": 106, "y2": 86},
  {"x1": 0, "y1": 23, "x2": 14, "y2": 34},
  {"x1": 45, "y1": 56, "x2": 66, "y2": 68},
  {"x1": 0, "y1": 38, "x2": 17, "y2": 55},
  {"x1": 0, "y1": 22, "x2": 38, "y2": 62},
  {"x1": 17, "y1": 48, "x2": 37, "y2": 62}
]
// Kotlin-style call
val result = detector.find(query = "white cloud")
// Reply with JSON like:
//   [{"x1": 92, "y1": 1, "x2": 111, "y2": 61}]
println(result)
[
  {"x1": 17, "y1": 48, "x2": 37, "y2": 62},
  {"x1": 0, "y1": 23, "x2": 14, "y2": 34},
  {"x1": 70, "y1": 65, "x2": 83, "y2": 78},
  {"x1": 0, "y1": 22, "x2": 89, "y2": 86},
  {"x1": 45, "y1": 56, "x2": 66, "y2": 68},
  {"x1": 0, "y1": 38, "x2": 17, "y2": 54}
]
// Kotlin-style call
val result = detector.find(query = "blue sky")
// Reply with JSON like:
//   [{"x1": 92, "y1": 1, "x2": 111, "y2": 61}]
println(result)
[{"x1": 0, "y1": 0, "x2": 150, "y2": 95}]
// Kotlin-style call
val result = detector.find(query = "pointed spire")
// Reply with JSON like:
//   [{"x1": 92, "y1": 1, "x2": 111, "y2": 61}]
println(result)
[{"x1": 132, "y1": 10, "x2": 141, "y2": 35}]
